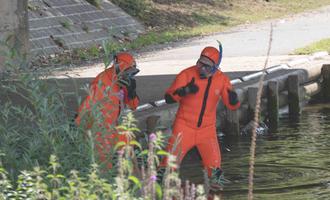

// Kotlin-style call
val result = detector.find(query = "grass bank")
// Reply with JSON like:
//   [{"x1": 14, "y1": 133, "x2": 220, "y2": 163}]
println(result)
[
  {"x1": 294, "y1": 38, "x2": 330, "y2": 54},
  {"x1": 111, "y1": 0, "x2": 330, "y2": 47}
]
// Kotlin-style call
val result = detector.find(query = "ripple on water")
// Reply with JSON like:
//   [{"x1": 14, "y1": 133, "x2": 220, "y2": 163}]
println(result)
[{"x1": 220, "y1": 104, "x2": 330, "y2": 199}]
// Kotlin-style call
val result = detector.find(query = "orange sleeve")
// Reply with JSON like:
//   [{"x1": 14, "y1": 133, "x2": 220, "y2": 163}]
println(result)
[
  {"x1": 221, "y1": 76, "x2": 240, "y2": 110},
  {"x1": 126, "y1": 96, "x2": 139, "y2": 110},
  {"x1": 165, "y1": 70, "x2": 188, "y2": 102}
]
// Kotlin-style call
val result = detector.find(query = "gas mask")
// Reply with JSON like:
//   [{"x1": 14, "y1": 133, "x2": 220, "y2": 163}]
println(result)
[
  {"x1": 117, "y1": 65, "x2": 140, "y2": 86},
  {"x1": 197, "y1": 41, "x2": 223, "y2": 79},
  {"x1": 197, "y1": 57, "x2": 217, "y2": 79}
]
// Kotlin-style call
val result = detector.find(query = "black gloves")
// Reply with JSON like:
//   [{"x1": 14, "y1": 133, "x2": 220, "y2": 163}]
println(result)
[
  {"x1": 173, "y1": 78, "x2": 199, "y2": 97},
  {"x1": 126, "y1": 78, "x2": 137, "y2": 100},
  {"x1": 165, "y1": 93, "x2": 176, "y2": 104},
  {"x1": 228, "y1": 89, "x2": 239, "y2": 105}
]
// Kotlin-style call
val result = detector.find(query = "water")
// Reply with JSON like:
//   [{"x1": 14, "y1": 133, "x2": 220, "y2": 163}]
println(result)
[
  {"x1": 62, "y1": 102, "x2": 330, "y2": 199},
  {"x1": 219, "y1": 104, "x2": 330, "y2": 199}
]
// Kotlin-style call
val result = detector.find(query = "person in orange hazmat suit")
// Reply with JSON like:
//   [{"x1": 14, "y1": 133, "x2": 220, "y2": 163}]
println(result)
[
  {"x1": 75, "y1": 52, "x2": 139, "y2": 168},
  {"x1": 161, "y1": 43, "x2": 240, "y2": 187}
]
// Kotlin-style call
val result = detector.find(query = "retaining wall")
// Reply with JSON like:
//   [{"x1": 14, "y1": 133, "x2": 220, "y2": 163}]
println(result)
[{"x1": 28, "y1": 0, "x2": 144, "y2": 56}]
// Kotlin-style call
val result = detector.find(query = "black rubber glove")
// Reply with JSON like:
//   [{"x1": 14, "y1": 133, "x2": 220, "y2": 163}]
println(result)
[
  {"x1": 173, "y1": 77, "x2": 199, "y2": 97},
  {"x1": 228, "y1": 89, "x2": 239, "y2": 105},
  {"x1": 126, "y1": 78, "x2": 137, "y2": 100}
]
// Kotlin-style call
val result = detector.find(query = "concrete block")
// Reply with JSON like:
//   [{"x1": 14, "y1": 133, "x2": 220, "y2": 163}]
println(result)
[
  {"x1": 267, "y1": 81, "x2": 279, "y2": 132},
  {"x1": 310, "y1": 51, "x2": 329, "y2": 60},
  {"x1": 287, "y1": 75, "x2": 300, "y2": 118},
  {"x1": 321, "y1": 64, "x2": 330, "y2": 102},
  {"x1": 288, "y1": 58, "x2": 310, "y2": 67}
]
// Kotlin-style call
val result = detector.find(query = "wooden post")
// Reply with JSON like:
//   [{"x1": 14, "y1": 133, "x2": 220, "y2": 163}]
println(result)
[
  {"x1": 247, "y1": 87, "x2": 258, "y2": 122},
  {"x1": 288, "y1": 75, "x2": 300, "y2": 118},
  {"x1": 225, "y1": 109, "x2": 240, "y2": 136},
  {"x1": 146, "y1": 115, "x2": 160, "y2": 134},
  {"x1": 321, "y1": 64, "x2": 330, "y2": 102},
  {"x1": 267, "y1": 81, "x2": 279, "y2": 132}
]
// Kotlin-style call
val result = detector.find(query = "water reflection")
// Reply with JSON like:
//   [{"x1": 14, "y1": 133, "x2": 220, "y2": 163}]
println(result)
[{"x1": 220, "y1": 104, "x2": 330, "y2": 199}]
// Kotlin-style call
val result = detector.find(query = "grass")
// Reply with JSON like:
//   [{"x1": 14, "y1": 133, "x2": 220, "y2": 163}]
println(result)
[
  {"x1": 111, "y1": 0, "x2": 330, "y2": 38},
  {"x1": 294, "y1": 38, "x2": 330, "y2": 55},
  {"x1": 85, "y1": 0, "x2": 101, "y2": 8},
  {"x1": 59, "y1": 21, "x2": 72, "y2": 30}
]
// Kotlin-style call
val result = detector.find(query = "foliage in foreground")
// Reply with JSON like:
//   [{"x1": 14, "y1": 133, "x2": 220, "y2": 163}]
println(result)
[{"x1": 0, "y1": 132, "x2": 210, "y2": 200}]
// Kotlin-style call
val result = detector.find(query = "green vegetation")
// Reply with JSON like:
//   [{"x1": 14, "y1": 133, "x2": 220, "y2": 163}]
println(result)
[
  {"x1": 86, "y1": 0, "x2": 102, "y2": 8},
  {"x1": 294, "y1": 38, "x2": 330, "y2": 55},
  {"x1": 72, "y1": 45, "x2": 101, "y2": 61},
  {"x1": 59, "y1": 21, "x2": 72, "y2": 30},
  {"x1": 110, "y1": 0, "x2": 152, "y2": 19},
  {"x1": 27, "y1": 4, "x2": 40, "y2": 11},
  {"x1": 111, "y1": 0, "x2": 330, "y2": 34}
]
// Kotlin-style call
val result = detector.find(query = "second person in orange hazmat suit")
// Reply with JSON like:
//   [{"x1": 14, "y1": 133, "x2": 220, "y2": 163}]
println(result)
[{"x1": 76, "y1": 52, "x2": 140, "y2": 168}]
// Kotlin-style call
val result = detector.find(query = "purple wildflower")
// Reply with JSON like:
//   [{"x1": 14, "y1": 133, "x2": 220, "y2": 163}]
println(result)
[
  {"x1": 118, "y1": 89, "x2": 124, "y2": 100},
  {"x1": 150, "y1": 175, "x2": 157, "y2": 182},
  {"x1": 117, "y1": 149, "x2": 124, "y2": 156},
  {"x1": 149, "y1": 133, "x2": 157, "y2": 142}
]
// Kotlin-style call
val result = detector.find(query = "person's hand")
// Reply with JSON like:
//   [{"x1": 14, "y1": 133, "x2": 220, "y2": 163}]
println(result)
[
  {"x1": 228, "y1": 89, "x2": 238, "y2": 105},
  {"x1": 173, "y1": 78, "x2": 199, "y2": 97},
  {"x1": 186, "y1": 77, "x2": 199, "y2": 94}
]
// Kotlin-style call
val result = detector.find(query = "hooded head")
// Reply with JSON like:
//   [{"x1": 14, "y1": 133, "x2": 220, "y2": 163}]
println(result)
[
  {"x1": 197, "y1": 45, "x2": 222, "y2": 79},
  {"x1": 200, "y1": 46, "x2": 220, "y2": 65},
  {"x1": 114, "y1": 52, "x2": 140, "y2": 86},
  {"x1": 114, "y1": 52, "x2": 136, "y2": 73}
]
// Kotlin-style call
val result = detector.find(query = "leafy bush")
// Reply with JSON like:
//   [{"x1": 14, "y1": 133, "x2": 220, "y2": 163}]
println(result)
[
  {"x1": 0, "y1": 131, "x2": 210, "y2": 199},
  {"x1": 0, "y1": 66, "x2": 93, "y2": 181}
]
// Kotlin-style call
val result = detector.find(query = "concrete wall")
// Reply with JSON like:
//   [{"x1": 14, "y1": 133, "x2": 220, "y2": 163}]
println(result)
[
  {"x1": 28, "y1": 0, "x2": 144, "y2": 56},
  {"x1": 0, "y1": 0, "x2": 29, "y2": 73}
]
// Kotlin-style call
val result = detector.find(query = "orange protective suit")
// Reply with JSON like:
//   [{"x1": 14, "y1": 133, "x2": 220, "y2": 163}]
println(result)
[
  {"x1": 76, "y1": 52, "x2": 139, "y2": 167},
  {"x1": 163, "y1": 58, "x2": 240, "y2": 177}
]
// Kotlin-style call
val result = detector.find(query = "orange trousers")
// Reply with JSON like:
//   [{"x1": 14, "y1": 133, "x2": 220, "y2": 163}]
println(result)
[{"x1": 163, "y1": 118, "x2": 221, "y2": 177}]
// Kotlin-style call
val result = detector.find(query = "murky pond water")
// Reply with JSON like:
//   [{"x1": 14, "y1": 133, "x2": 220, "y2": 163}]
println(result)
[{"x1": 181, "y1": 104, "x2": 330, "y2": 199}]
